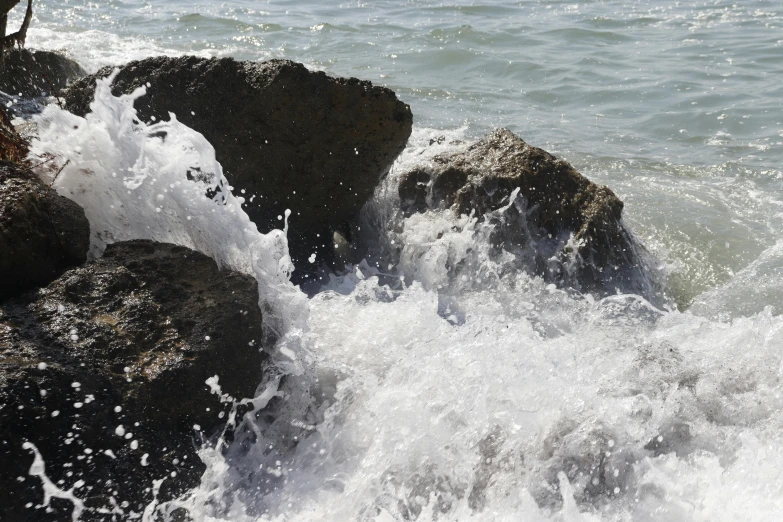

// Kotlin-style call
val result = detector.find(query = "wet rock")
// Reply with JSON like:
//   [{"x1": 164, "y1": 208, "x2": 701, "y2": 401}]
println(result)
[
  {"x1": 398, "y1": 169, "x2": 430, "y2": 217},
  {"x1": 397, "y1": 128, "x2": 659, "y2": 298},
  {"x1": 0, "y1": 48, "x2": 85, "y2": 105},
  {"x1": 0, "y1": 240, "x2": 267, "y2": 521},
  {"x1": 64, "y1": 56, "x2": 413, "y2": 277},
  {"x1": 0, "y1": 103, "x2": 28, "y2": 163},
  {"x1": 0, "y1": 129, "x2": 90, "y2": 298}
]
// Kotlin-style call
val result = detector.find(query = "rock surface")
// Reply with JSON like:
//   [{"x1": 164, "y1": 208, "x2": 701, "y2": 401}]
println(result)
[
  {"x1": 397, "y1": 129, "x2": 658, "y2": 298},
  {"x1": 0, "y1": 103, "x2": 27, "y2": 163},
  {"x1": 0, "y1": 0, "x2": 19, "y2": 39},
  {"x1": 0, "y1": 240, "x2": 267, "y2": 521},
  {"x1": 0, "y1": 48, "x2": 86, "y2": 101},
  {"x1": 0, "y1": 0, "x2": 21, "y2": 13},
  {"x1": 65, "y1": 56, "x2": 413, "y2": 276},
  {"x1": 1, "y1": 109, "x2": 90, "y2": 299}
]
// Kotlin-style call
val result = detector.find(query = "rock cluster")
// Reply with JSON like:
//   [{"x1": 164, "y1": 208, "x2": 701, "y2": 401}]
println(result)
[
  {"x1": 65, "y1": 56, "x2": 413, "y2": 277},
  {"x1": 0, "y1": 49, "x2": 663, "y2": 520},
  {"x1": 1, "y1": 106, "x2": 268, "y2": 520}
]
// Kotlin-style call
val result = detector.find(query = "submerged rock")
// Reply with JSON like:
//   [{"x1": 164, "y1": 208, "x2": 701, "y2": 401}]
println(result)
[
  {"x1": 0, "y1": 240, "x2": 267, "y2": 520},
  {"x1": 397, "y1": 129, "x2": 659, "y2": 298},
  {"x1": 0, "y1": 48, "x2": 85, "y2": 105},
  {"x1": 0, "y1": 109, "x2": 90, "y2": 299},
  {"x1": 65, "y1": 56, "x2": 413, "y2": 277}
]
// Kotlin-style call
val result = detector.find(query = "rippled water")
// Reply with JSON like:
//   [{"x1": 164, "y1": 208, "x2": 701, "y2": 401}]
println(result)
[{"x1": 10, "y1": 0, "x2": 783, "y2": 520}]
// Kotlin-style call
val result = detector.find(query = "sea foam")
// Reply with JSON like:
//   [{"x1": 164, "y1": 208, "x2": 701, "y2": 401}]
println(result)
[{"x1": 23, "y1": 74, "x2": 783, "y2": 522}]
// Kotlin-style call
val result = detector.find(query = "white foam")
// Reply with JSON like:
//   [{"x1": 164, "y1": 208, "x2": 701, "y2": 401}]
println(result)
[
  {"x1": 164, "y1": 128, "x2": 783, "y2": 521},
  {"x1": 30, "y1": 70, "x2": 308, "y2": 336},
  {"x1": 22, "y1": 79, "x2": 783, "y2": 522},
  {"x1": 25, "y1": 27, "x2": 192, "y2": 73}
]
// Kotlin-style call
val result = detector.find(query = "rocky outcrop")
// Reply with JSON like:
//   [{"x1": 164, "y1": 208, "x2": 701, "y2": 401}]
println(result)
[
  {"x1": 64, "y1": 56, "x2": 413, "y2": 277},
  {"x1": 0, "y1": 48, "x2": 85, "y2": 101},
  {"x1": 397, "y1": 129, "x2": 659, "y2": 298},
  {"x1": 0, "y1": 240, "x2": 267, "y2": 521},
  {"x1": 0, "y1": 108, "x2": 90, "y2": 299}
]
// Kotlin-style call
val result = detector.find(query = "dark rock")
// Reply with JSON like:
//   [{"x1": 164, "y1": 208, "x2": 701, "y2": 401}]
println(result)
[
  {"x1": 397, "y1": 169, "x2": 430, "y2": 217},
  {"x1": 0, "y1": 0, "x2": 21, "y2": 13},
  {"x1": 0, "y1": 48, "x2": 86, "y2": 101},
  {"x1": 0, "y1": 0, "x2": 19, "y2": 41},
  {"x1": 0, "y1": 104, "x2": 28, "y2": 163},
  {"x1": 397, "y1": 128, "x2": 659, "y2": 299},
  {"x1": 0, "y1": 240, "x2": 267, "y2": 520},
  {"x1": 0, "y1": 161, "x2": 90, "y2": 300},
  {"x1": 64, "y1": 56, "x2": 413, "y2": 277}
]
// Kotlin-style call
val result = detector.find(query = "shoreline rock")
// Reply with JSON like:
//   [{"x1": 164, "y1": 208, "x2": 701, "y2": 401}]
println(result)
[
  {"x1": 396, "y1": 128, "x2": 660, "y2": 299},
  {"x1": 0, "y1": 240, "x2": 267, "y2": 520},
  {"x1": 64, "y1": 57, "x2": 413, "y2": 280}
]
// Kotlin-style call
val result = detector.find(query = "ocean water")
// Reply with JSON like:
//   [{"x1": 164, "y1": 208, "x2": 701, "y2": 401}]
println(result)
[{"x1": 11, "y1": 0, "x2": 783, "y2": 520}]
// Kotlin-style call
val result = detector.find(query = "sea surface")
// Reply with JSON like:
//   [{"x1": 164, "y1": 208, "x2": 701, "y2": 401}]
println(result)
[{"x1": 9, "y1": 0, "x2": 783, "y2": 520}]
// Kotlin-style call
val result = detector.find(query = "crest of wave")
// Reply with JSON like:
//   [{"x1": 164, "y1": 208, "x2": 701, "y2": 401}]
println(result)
[{"x1": 29, "y1": 71, "x2": 308, "y2": 336}]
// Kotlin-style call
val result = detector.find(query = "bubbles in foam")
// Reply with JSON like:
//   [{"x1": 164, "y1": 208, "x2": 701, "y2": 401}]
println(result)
[
  {"x1": 165, "y1": 129, "x2": 783, "y2": 521},
  {"x1": 21, "y1": 80, "x2": 783, "y2": 522}
]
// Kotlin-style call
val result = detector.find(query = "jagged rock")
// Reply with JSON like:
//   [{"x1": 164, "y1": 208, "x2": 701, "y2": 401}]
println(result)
[
  {"x1": 0, "y1": 240, "x2": 267, "y2": 521},
  {"x1": 64, "y1": 57, "x2": 413, "y2": 277},
  {"x1": 0, "y1": 125, "x2": 90, "y2": 298},
  {"x1": 397, "y1": 128, "x2": 659, "y2": 298},
  {"x1": 0, "y1": 48, "x2": 86, "y2": 101}
]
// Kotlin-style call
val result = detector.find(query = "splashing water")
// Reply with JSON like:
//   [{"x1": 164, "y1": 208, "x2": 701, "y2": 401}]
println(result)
[
  {"x1": 25, "y1": 79, "x2": 783, "y2": 522},
  {"x1": 22, "y1": 442, "x2": 85, "y2": 522},
  {"x1": 30, "y1": 71, "x2": 308, "y2": 337}
]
